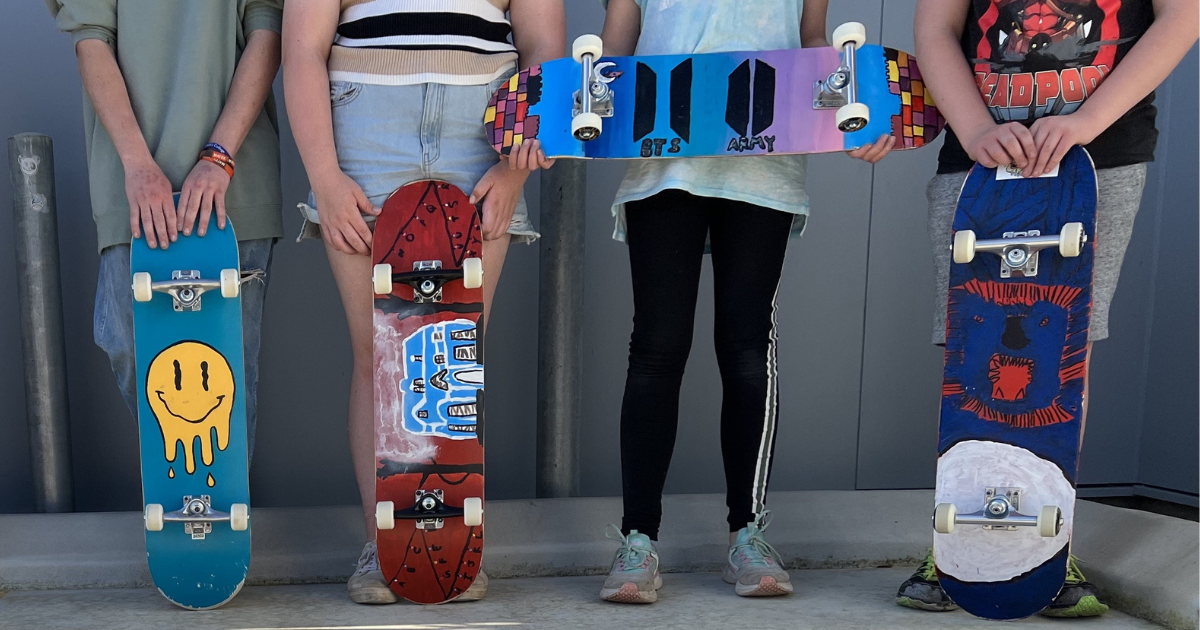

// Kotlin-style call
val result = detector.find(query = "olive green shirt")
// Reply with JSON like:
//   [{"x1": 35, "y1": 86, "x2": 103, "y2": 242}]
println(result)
[{"x1": 46, "y1": 0, "x2": 285, "y2": 252}]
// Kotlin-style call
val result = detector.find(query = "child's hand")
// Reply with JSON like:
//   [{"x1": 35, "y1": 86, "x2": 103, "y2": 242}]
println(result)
[
  {"x1": 471, "y1": 162, "x2": 528, "y2": 240},
  {"x1": 846, "y1": 134, "x2": 896, "y2": 163},
  {"x1": 962, "y1": 122, "x2": 1037, "y2": 171},
  {"x1": 311, "y1": 170, "x2": 380, "y2": 256},
  {"x1": 1027, "y1": 114, "x2": 1102, "y2": 178},
  {"x1": 507, "y1": 139, "x2": 555, "y2": 172},
  {"x1": 178, "y1": 159, "x2": 232, "y2": 237},
  {"x1": 124, "y1": 158, "x2": 178, "y2": 250}
]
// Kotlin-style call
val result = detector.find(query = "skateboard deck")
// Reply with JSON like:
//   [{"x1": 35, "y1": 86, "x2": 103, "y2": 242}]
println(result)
[
  {"x1": 132, "y1": 205, "x2": 250, "y2": 610},
  {"x1": 485, "y1": 40, "x2": 943, "y2": 159},
  {"x1": 372, "y1": 180, "x2": 486, "y2": 604},
  {"x1": 932, "y1": 146, "x2": 1097, "y2": 620}
]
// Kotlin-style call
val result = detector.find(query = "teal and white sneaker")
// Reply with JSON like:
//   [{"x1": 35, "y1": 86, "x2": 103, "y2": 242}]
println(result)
[
  {"x1": 723, "y1": 511, "x2": 793, "y2": 597},
  {"x1": 600, "y1": 525, "x2": 662, "y2": 604}
]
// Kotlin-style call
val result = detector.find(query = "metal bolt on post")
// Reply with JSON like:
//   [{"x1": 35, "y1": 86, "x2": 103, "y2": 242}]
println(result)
[
  {"x1": 8, "y1": 133, "x2": 74, "y2": 513},
  {"x1": 535, "y1": 160, "x2": 586, "y2": 498}
]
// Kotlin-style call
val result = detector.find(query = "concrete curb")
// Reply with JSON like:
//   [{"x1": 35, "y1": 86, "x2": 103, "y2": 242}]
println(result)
[
  {"x1": 1073, "y1": 500, "x2": 1199, "y2": 630},
  {"x1": 1, "y1": 490, "x2": 1195, "y2": 628}
]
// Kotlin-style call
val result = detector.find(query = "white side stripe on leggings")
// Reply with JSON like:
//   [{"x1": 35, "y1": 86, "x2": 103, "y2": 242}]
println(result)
[{"x1": 749, "y1": 274, "x2": 782, "y2": 518}]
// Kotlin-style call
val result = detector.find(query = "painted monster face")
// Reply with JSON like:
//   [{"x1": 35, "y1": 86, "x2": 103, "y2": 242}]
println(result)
[{"x1": 146, "y1": 341, "x2": 235, "y2": 475}]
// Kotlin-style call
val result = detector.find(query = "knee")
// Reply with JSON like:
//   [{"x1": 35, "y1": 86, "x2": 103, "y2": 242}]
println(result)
[
  {"x1": 627, "y1": 332, "x2": 692, "y2": 377},
  {"x1": 714, "y1": 342, "x2": 771, "y2": 382}
]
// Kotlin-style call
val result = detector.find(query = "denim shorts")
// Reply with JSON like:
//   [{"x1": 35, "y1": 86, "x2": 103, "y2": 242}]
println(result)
[{"x1": 297, "y1": 74, "x2": 538, "y2": 244}]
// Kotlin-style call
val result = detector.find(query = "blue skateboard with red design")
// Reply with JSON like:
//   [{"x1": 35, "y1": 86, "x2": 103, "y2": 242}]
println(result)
[
  {"x1": 131, "y1": 199, "x2": 250, "y2": 609},
  {"x1": 931, "y1": 146, "x2": 1097, "y2": 619}
]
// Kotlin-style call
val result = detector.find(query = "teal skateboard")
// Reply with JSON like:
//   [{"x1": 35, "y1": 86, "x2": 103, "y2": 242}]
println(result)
[{"x1": 131, "y1": 199, "x2": 250, "y2": 609}]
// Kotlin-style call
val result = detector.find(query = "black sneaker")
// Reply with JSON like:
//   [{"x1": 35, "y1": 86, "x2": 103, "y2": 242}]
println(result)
[
  {"x1": 1039, "y1": 556, "x2": 1110, "y2": 618},
  {"x1": 896, "y1": 549, "x2": 958, "y2": 612}
]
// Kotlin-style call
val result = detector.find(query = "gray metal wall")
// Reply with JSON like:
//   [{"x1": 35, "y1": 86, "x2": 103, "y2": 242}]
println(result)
[{"x1": 1, "y1": 0, "x2": 1195, "y2": 514}]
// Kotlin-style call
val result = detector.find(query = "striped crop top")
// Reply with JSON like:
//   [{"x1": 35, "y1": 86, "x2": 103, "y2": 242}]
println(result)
[{"x1": 329, "y1": 0, "x2": 519, "y2": 86}]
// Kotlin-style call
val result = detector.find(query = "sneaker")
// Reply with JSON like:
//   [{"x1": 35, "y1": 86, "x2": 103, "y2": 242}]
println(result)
[
  {"x1": 1039, "y1": 556, "x2": 1109, "y2": 618},
  {"x1": 452, "y1": 569, "x2": 489, "y2": 602},
  {"x1": 896, "y1": 548, "x2": 957, "y2": 611},
  {"x1": 723, "y1": 511, "x2": 793, "y2": 597},
  {"x1": 347, "y1": 541, "x2": 399, "y2": 604},
  {"x1": 600, "y1": 525, "x2": 662, "y2": 604}
]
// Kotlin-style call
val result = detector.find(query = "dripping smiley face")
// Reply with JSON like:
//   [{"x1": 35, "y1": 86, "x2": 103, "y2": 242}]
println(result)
[{"x1": 146, "y1": 341, "x2": 235, "y2": 474}]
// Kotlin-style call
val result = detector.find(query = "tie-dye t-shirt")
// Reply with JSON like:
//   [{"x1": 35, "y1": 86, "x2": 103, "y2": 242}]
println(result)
[{"x1": 608, "y1": 0, "x2": 810, "y2": 242}]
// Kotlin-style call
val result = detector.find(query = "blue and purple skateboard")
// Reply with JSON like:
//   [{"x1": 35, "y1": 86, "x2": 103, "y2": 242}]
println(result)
[
  {"x1": 932, "y1": 146, "x2": 1097, "y2": 619},
  {"x1": 485, "y1": 26, "x2": 943, "y2": 159},
  {"x1": 131, "y1": 201, "x2": 250, "y2": 609}
]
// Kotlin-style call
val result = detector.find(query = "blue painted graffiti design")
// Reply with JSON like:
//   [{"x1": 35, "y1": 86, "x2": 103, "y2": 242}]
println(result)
[{"x1": 401, "y1": 319, "x2": 483, "y2": 439}]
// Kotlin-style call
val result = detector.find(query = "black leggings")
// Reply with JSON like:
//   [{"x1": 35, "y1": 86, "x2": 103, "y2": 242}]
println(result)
[{"x1": 619, "y1": 189, "x2": 793, "y2": 539}]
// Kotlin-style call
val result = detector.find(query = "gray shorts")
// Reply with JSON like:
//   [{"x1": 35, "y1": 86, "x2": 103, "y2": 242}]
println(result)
[
  {"x1": 929, "y1": 163, "x2": 1147, "y2": 344},
  {"x1": 296, "y1": 76, "x2": 539, "y2": 244}
]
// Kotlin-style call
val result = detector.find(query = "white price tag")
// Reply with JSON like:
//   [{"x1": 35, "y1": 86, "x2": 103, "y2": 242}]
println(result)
[{"x1": 996, "y1": 163, "x2": 1060, "y2": 180}]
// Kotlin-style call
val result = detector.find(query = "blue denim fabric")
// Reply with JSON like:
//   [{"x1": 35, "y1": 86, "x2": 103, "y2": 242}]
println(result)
[
  {"x1": 93, "y1": 239, "x2": 274, "y2": 460},
  {"x1": 295, "y1": 76, "x2": 539, "y2": 243}
]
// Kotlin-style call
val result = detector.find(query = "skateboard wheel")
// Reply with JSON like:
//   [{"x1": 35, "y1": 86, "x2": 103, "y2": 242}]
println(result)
[
  {"x1": 933, "y1": 502, "x2": 956, "y2": 534},
  {"x1": 572, "y1": 34, "x2": 603, "y2": 63},
  {"x1": 831, "y1": 22, "x2": 867, "y2": 50},
  {"x1": 220, "y1": 268, "x2": 240, "y2": 299},
  {"x1": 462, "y1": 257, "x2": 484, "y2": 290},
  {"x1": 376, "y1": 501, "x2": 395, "y2": 531},
  {"x1": 145, "y1": 504, "x2": 164, "y2": 532},
  {"x1": 572, "y1": 112, "x2": 602, "y2": 141},
  {"x1": 132, "y1": 272, "x2": 153, "y2": 302},
  {"x1": 463, "y1": 497, "x2": 483, "y2": 527},
  {"x1": 373, "y1": 263, "x2": 393, "y2": 295},
  {"x1": 952, "y1": 230, "x2": 977, "y2": 264},
  {"x1": 230, "y1": 503, "x2": 249, "y2": 531},
  {"x1": 1037, "y1": 505, "x2": 1061, "y2": 538},
  {"x1": 1059, "y1": 222, "x2": 1085, "y2": 258},
  {"x1": 836, "y1": 102, "x2": 869, "y2": 132}
]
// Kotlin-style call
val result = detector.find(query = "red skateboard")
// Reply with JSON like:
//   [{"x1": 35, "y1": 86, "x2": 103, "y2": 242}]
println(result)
[{"x1": 370, "y1": 180, "x2": 485, "y2": 603}]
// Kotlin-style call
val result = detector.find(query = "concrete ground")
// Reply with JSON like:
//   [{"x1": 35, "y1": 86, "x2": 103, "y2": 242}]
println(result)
[{"x1": 0, "y1": 568, "x2": 1162, "y2": 630}]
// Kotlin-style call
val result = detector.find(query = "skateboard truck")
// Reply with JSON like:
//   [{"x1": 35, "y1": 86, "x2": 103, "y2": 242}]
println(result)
[
  {"x1": 952, "y1": 222, "x2": 1086, "y2": 278},
  {"x1": 132, "y1": 269, "x2": 240, "y2": 311},
  {"x1": 570, "y1": 34, "x2": 611, "y2": 141},
  {"x1": 375, "y1": 491, "x2": 484, "y2": 532},
  {"x1": 144, "y1": 495, "x2": 249, "y2": 539},
  {"x1": 933, "y1": 488, "x2": 1062, "y2": 537},
  {"x1": 373, "y1": 258, "x2": 484, "y2": 301},
  {"x1": 814, "y1": 22, "x2": 871, "y2": 132}
]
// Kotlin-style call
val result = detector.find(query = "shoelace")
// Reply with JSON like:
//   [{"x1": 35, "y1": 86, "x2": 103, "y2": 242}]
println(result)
[
  {"x1": 1064, "y1": 556, "x2": 1086, "y2": 585},
  {"x1": 729, "y1": 510, "x2": 783, "y2": 568},
  {"x1": 355, "y1": 543, "x2": 380, "y2": 575},
  {"x1": 917, "y1": 549, "x2": 938, "y2": 581},
  {"x1": 605, "y1": 524, "x2": 653, "y2": 572}
]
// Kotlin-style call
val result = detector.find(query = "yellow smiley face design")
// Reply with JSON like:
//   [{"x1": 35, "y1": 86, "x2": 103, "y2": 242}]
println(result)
[{"x1": 146, "y1": 341, "x2": 235, "y2": 476}]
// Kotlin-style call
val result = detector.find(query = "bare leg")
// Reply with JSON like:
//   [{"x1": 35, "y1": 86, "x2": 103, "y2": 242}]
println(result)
[
  {"x1": 324, "y1": 242, "x2": 378, "y2": 540},
  {"x1": 481, "y1": 235, "x2": 510, "y2": 333}
]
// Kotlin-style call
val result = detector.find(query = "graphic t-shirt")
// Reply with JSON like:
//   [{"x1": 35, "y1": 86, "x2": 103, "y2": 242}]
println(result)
[{"x1": 938, "y1": 0, "x2": 1158, "y2": 173}]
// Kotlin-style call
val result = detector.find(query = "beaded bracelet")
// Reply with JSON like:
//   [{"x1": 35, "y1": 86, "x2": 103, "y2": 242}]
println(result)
[{"x1": 199, "y1": 148, "x2": 235, "y2": 178}]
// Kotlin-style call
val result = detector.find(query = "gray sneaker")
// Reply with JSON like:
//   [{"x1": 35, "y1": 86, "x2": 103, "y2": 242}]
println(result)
[
  {"x1": 600, "y1": 525, "x2": 662, "y2": 604},
  {"x1": 347, "y1": 541, "x2": 399, "y2": 604},
  {"x1": 451, "y1": 569, "x2": 488, "y2": 602},
  {"x1": 723, "y1": 512, "x2": 793, "y2": 597}
]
